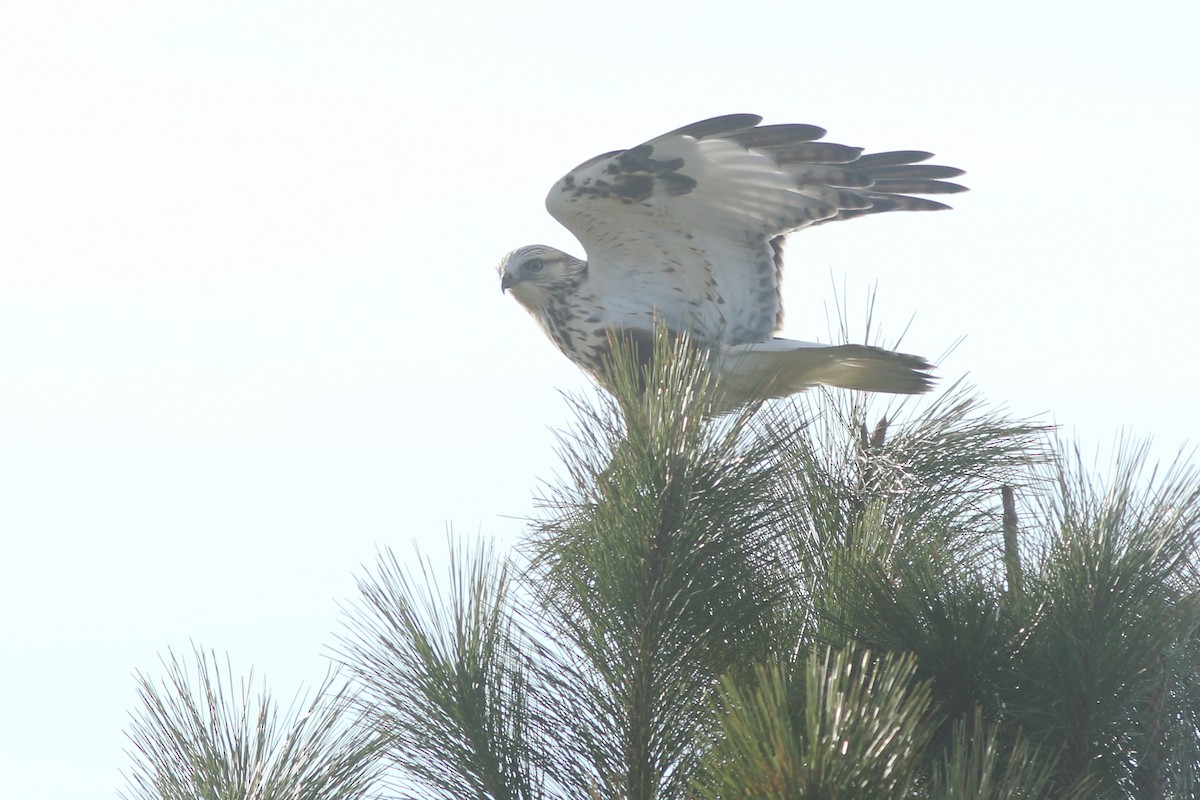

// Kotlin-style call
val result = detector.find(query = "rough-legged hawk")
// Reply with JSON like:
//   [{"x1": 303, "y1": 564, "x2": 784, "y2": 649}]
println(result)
[{"x1": 498, "y1": 114, "x2": 965, "y2": 408}]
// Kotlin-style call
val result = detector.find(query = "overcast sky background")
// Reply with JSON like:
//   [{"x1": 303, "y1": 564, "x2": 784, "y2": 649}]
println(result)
[{"x1": 2, "y1": 1, "x2": 1197, "y2": 796}]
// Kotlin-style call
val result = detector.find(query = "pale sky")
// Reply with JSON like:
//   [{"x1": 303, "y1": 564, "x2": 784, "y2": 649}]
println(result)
[{"x1": 2, "y1": 1, "x2": 1198, "y2": 796}]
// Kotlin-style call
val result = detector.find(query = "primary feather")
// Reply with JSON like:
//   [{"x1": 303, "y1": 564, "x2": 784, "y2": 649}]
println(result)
[{"x1": 498, "y1": 114, "x2": 965, "y2": 409}]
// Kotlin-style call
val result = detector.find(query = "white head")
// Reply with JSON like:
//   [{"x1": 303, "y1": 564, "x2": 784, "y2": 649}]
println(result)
[{"x1": 498, "y1": 245, "x2": 587, "y2": 312}]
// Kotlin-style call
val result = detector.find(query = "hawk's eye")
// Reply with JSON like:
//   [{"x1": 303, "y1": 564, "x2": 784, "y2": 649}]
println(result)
[{"x1": 525, "y1": 258, "x2": 545, "y2": 273}]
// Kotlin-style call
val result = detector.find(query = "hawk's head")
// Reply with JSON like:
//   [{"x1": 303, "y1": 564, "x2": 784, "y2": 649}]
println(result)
[{"x1": 498, "y1": 245, "x2": 586, "y2": 312}]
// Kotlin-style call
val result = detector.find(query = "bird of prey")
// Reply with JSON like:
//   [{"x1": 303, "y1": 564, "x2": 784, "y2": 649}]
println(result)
[{"x1": 498, "y1": 114, "x2": 965, "y2": 409}]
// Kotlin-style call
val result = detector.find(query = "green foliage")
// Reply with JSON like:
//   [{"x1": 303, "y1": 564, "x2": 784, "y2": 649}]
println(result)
[
  {"x1": 126, "y1": 327, "x2": 1200, "y2": 799},
  {"x1": 767, "y1": 378, "x2": 1050, "y2": 570},
  {"x1": 121, "y1": 647, "x2": 379, "y2": 800},
  {"x1": 334, "y1": 540, "x2": 548, "y2": 800},
  {"x1": 520, "y1": 329, "x2": 804, "y2": 800},
  {"x1": 1010, "y1": 443, "x2": 1200, "y2": 797},
  {"x1": 698, "y1": 647, "x2": 933, "y2": 800},
  {"x1": 815, "y1": 512, "x2": 1024, "y2": 742},
  {"x1": 927, "y1": 714, "x2": 1072, "y2": 800}
]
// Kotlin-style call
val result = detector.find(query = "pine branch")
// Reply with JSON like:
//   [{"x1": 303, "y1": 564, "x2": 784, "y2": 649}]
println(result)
[
  {"x1": 335, "y1": 540, "x2": 552, "y2": 800},
  {"x1": 522, "y1": 326, "x2": 803, "y2": 800},
  {"x1": 121, "y1": 647, "x2": 380, "y2": 800},
  {"x1": 927, "y1": 713, "x2": 1083, "y2": 800},
  {"x1": 697, "y1": 646, "x2": 933, "y2": 800},
  {"x1": 1011, "y1": 441, "x2": 1200, "y2": 794}
]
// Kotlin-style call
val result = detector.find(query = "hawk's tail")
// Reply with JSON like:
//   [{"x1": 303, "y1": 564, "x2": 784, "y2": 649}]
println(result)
[{"x1": 718, "y1": 339, "x2": 934, "y2": 407}]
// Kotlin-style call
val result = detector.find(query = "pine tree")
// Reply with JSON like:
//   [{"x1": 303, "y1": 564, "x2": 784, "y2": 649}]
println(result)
[
  {"x1": 125, "y1": 328, "x2": 1200, "y2": 799},
  {"x1": 120, "y1": 648, "x2": 381, "y2": 800}
]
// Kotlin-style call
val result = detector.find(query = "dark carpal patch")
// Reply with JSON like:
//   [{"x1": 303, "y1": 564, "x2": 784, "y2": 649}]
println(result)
[
  {"x1": 609, "y1": 144, "x2": 655, "y2": 174},
  {"x1": 659, "y1": 172, "x2": 697, "y2": 195},
  {"x1": 612, "y1": 174, "x2": 654, "y2": 199},
  {"x1": 565, "y1": 144, "x2": 697, "y2": 203}
]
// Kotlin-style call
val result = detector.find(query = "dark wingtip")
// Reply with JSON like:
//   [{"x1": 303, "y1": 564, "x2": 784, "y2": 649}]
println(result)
[
  {"x1": 729, "y1": 123, "x2": 828, "y2": 147},
  {"x1": 854, "y1": 150, "x2": 936, "y2": 168},
  {"x1": 666, "y1": 114, "x2": 763, "y2": 139},
  {"x1": 869, "y1": 178, "x2": 970, "y2": 195}
]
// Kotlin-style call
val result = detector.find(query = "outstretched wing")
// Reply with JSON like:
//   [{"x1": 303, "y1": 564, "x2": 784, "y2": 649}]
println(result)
[{"x1": 545, "y1": 114, "x2": 965, "y2": 346}]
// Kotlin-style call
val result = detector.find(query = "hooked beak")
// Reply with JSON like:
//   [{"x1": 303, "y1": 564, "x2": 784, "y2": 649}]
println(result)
[{"x1": 500, "y1": 272, "x2": 515, "y2": 293}]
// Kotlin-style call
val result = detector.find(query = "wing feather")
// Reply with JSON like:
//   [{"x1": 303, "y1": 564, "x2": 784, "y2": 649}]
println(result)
[
  {"x1": 665, "y1": 113, "x2": 762, "y2": 139},
  {"x1": 545, "y1": 115, "x2": 965, "y2": 346},
  {"x1": 727, "y1": 123, "x2": 828, "y2": 147},
  {"x1": 864, "y1": 164, "x2": 965, "y2": 180}
]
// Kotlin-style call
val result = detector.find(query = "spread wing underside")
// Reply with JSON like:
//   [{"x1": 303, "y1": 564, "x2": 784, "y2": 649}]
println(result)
[{"x1": 545, "y1": 114, "x2": 965, "y2": 346}]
